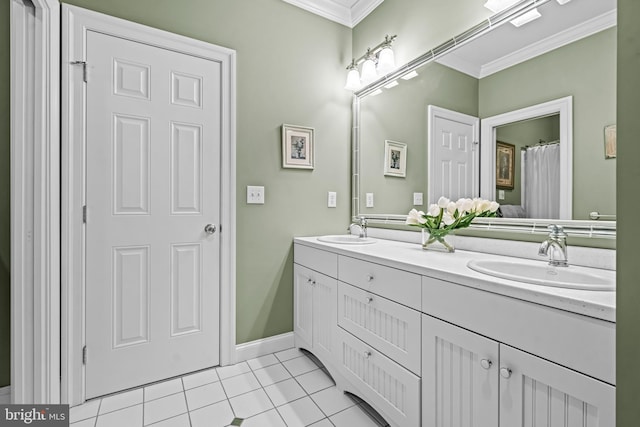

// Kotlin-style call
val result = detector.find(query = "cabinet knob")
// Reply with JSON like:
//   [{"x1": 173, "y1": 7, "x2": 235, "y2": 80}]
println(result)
[
  {"x1": 366, "y1": 296, "x2": 374, "y2": 304},
  {"x1": 363, "y1": 350, "x2": 372, "y2": 359},
  {"x1": 500, "y1": 367, "x2": 512, "y2": 379},
  {"x1": 311, "y1": 280, "x2": 316, "y2": 286},
  {"x1": 366, "y1": 275, "x2": 374, "y2": 282},
  {"x1": 480, "y1": 359, "x2": 492, "y2": 370}
]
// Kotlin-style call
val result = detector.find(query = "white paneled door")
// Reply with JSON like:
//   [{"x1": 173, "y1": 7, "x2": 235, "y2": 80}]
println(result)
[
  {"x1": 428, "y1": 106, "x2": 479, "y2": 205},
  {"x1": 85, "y1": 30, "x2": 221, "y2": 398}
]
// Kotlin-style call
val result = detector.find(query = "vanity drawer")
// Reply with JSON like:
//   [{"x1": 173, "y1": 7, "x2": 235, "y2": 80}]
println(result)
[
  {"x1": 294, "y1": 243, "x2": 338, "y2": 278},
  {"x1": 338, "y1": 256, "x2": 421, "y2": 310},
  {"x1": 338, "y1": 282, "x2": 421, "y2": 375},
  {"x1": 337, "y1": 327, "x2": 420, "y2": 427},
  {"x1": 421, "y1": 275, "x2": 616, "y2": 385}
]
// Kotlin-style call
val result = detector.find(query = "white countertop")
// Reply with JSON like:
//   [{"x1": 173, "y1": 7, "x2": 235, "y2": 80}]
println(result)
[{"x1": 294, "y1": 236, "x2": 616, "y2": 323}]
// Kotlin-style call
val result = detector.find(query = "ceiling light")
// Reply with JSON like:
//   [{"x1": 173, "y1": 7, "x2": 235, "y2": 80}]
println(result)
[
  {"x1": 384, "y1": 81, "x2": 399, "y2": 89},
  {"x1": 483, "y1": 0, "x2": 519, "y2": 13},
  {"x1": 556, "y1": 0, "x2": 571, "y2": 4},
  {"x1": 401, "y1": 70, "x2": 419, "y2": 80},
  {"x1": 343, "y1": 35, "x2": 397, "y2": 91},
  {"x1": 370, "y1": 89, "x2": 383, "y2": 96},
  {"x1": 510, "y1": 8, "x2": 541, "y2": 27}
]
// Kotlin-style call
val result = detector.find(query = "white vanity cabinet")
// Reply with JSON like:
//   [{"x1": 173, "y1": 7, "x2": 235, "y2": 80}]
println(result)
[
  {"x1": 293, "y1": 238, "x2": 616, "y2": 427},
  {"x1": 335, "y1": 256, "x2": 422, "y2": 427},
  {"x1": 293, "y1": 245, "x2": 338, "y2": 368},
  {"x1": 422, "y1": 314, "x2": 615, "y2": 426}
]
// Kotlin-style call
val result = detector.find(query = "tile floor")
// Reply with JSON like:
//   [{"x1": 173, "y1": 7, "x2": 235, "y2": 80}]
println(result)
[{"x1": 70, "y1": 348, "x2": 390, "y2": 427}]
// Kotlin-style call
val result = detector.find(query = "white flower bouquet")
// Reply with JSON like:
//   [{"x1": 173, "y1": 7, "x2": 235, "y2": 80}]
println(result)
[{"x1": 406, "y1": 197, "x2": 500, "y2": 252}]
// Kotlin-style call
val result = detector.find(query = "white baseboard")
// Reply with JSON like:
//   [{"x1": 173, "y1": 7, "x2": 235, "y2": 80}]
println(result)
[
  {"x1": 235, "y1": 332, "x2": 295, "y2": 362},
  {"x1": 0, "y1": 386, "x2": 10, "y2": 404}
]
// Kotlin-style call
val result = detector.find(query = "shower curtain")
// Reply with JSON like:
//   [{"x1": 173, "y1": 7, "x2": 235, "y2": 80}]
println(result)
[{"x1": 521, "y1": 143, "x2": 560, "y2": 219}]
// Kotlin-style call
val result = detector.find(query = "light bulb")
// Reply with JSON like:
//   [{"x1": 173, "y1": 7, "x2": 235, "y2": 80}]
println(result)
[
  {"x1": 510, "y1": 8, "x2": 541, "y2": 27},
  {"x1": 376, "y1": 47, "x2": 395, "y2": 75},
  {"x1": 483, "y1": 0, "x2": 519, "y2": 13},
  {"x1": 344, "y1": 68, "x2": 361, "y2": 91},
  {"x1": 360, "y1": 58, "x2": 378, "y2": 85}
]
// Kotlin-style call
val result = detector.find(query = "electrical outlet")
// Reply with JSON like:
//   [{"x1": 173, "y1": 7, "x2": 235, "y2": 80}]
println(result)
[
  {"x1": 366, "y1": 193, "x2": 374, "y2": 208},
  {"x1": 328, "y1": 191, "x2": 337, "y2": 208},
  {"x1": 413, "y1": 192, "x2": 423, "y2": 205},
  {"x1": 498, "y1": 189, "x2": 505, "y2": 200},
  {"x1": 247, "y1": 186, "x2": 265, "y2": 204}
]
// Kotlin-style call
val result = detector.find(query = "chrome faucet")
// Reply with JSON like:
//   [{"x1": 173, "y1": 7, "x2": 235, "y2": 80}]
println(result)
[
  {"x1": 538, "y1": 224, "x2": 568, "y2": 267},
  {"x1": 348, "y1": 217, "x2": 368, "y2": 238}
]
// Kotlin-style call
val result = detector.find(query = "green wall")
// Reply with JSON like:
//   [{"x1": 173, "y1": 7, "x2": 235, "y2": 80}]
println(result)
[
  {"x1": 58, "y1": 0, "x2": 353, "y2": 345},
  {"x1": 359, "y1": 62, "x2": 478, "y2": 214},
  {"x1": 0, "y1": 0, "x2": 10, "y2": 388},
  {"x1": 479, "y1": 28, "x2": 617, "y2": 220},
  {"x1": 616, "y1": 0, "x2": 640, "y2": 424}
]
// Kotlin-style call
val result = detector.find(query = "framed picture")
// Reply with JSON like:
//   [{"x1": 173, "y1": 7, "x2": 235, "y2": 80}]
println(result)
[
  {"x1": 604, "y1": 124, "x2": 616, "y2": 159},
  {"x1": 383, "y1": 140, "x2": 407, "y2": 177},
  {"x1": 282, "y1": 124, "x2": 314, "y2": 169},
  {"x1": 496, "y1": 141, "x2": 515, "y2": 190}
]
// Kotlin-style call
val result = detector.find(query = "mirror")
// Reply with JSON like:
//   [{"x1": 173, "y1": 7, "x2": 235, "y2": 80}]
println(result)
[{"x1": 354, "y1": 0, "x2": 616, "y2": 232}]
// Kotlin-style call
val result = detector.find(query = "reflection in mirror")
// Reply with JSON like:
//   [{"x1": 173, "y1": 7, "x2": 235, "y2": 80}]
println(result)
[
  {"x1": 496, "y1": 114, "x2": 561, "y2": 219},
  {"x1": 354, "y1": 0, "x2": 616, "y2": 227}
]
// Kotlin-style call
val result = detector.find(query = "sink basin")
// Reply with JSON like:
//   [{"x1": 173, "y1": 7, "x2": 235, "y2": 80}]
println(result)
[
  {"x1": 467, "y1": 259, "x2": 615, "y2": 291},
  {"x1": 317, "y1": 235, "x2": 377, "y2": 245}
]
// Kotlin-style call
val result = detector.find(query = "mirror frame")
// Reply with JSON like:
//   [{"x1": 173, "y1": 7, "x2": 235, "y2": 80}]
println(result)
[{"x1": 350, "y1": 0, "x2": 616, "y2": 238}]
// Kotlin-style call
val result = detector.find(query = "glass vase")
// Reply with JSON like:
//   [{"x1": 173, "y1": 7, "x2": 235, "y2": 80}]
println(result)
[{"x1": 421, "y1": 228, "x2": 455, "y2": 253}]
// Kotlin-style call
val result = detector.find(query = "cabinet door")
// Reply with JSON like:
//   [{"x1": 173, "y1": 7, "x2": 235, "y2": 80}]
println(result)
[
  {"x1": 312, "y1": 271, "x2": 337, "y2": 362},
  {"x1": 500, "y1": 344, "x2": 615, "y2": 427},
  {"x1": 422, "y1": 315, "x2": 499, "y2": 427},
  {"x1": 293, "y1": 264, "x2": 314, "y2": 348}
]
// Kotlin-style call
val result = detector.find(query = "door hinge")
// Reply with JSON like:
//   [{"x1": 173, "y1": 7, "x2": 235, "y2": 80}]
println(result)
[
  {"x1": 82, "y1": 346, "x2": 88, "y2": 365},
  {"x1": 82, "y1": 205, "x2": 87, "y2": 224},
  {"x1": 71, "y1": 60, "x2": 88, "y2": 82}
]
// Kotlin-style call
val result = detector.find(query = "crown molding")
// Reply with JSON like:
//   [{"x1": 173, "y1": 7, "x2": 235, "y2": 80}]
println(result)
[
  {"x1": 479, "y1": 9, "x2": 617, "y2": 78},
  {"x1": 282, "y1": 0, "x2": 384, "y2": 28}
]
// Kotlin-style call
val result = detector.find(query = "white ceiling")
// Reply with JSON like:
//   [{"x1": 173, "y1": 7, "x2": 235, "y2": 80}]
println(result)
[
  {"x1": 281, "y1": 0, "x2": 384, "y2": 28},
  {"x1": 436, "y1": 0, "x2": 617, "y2": 78}
]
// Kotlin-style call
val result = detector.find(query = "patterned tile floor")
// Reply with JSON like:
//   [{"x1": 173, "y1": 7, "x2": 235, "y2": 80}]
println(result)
[{"x1": 69, "y1": 348, "x2": 390, "y2": 427}]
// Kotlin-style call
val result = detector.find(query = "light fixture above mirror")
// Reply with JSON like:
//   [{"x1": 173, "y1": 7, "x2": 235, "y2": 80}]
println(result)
[{"x1": 344, "y1": 35, "x2": 397, "y2": 91}]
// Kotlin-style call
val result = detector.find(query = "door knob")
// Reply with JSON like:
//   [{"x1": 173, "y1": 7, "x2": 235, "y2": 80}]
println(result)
[{"x1": 204, "y1": 224, "x2": 217, "y2": 235}]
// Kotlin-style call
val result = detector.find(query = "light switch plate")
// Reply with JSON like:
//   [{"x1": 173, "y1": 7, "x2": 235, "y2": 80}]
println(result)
[
  {"x1": 247, "y1": 186, "x2": 265, "y2": 204},
  {"x1": 498, "y1": 189, "x2": 505, "y2": 200},
  {"x1": 366, "y1": 193, "x2": 374, "y2": 208},
  {"x1": 328, "y1": 191, "x2": 337, "y2": 208},
  {"x1": 413, "y1": 192, "x2": 424, "y2": 205}
]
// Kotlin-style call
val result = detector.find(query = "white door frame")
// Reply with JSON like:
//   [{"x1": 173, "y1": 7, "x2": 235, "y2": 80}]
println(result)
[
  {"x1": 62, "y1": 4, "x2": 236, "y2": 405},
  {"x1": 479, "y1": 96, "x2": 572, "y2": 219},
  {"x1": 10, "y1": 0, "x2": 61, "y2": 404},
  {"x1": 11, "y1": 1, "x2": 236, "y2": 405},
  {"x1": 427, "y1": 105, "x2": 480, "y2": 205}
]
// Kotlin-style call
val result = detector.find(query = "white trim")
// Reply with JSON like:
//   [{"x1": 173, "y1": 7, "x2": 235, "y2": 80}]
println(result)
[
  {"x1": 436, "y1": 9, "x2": 617, "y2": 79},
  {"x1": 281, "y1": 0, "x2": 384, "y2": 28},
  {"x1": 61, "y1": 4, "x2": 236, "y2": 405},
  {"x1": 235, "y1": 333, "x2": 295, "y2": 363},
  {"x1": 10, "y1": 0, "x2": 61, "y2": 405},
  {"x1": 480, "y1": 10, "x2": 616, "y2": 78},
  {"x1": 480, "y1": 96, "x2": 573, "y2": 219},
  {"x1": 427, "y1": 105, "x2": 480, "y2": 206}
]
